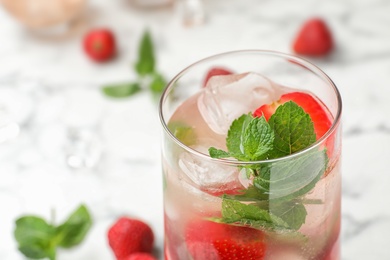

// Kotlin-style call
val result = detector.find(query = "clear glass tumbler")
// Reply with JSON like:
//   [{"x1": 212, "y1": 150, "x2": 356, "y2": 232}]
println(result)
[{"x1": 159, "y1": 50, "x2": 342, "y2": 260}]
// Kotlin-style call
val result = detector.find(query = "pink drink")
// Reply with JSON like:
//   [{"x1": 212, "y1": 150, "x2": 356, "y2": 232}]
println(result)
[{"x1": 159, "y1": 51, "x2": 342, "y2": 260}]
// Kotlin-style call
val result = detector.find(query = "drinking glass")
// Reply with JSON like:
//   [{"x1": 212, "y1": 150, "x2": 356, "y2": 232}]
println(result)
[{"x1": 159, "y1": 50, "x2": 342, "y2": 260}]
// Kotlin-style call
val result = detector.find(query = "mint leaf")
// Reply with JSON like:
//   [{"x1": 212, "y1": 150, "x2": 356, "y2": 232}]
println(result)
[
  {"x1": 218, "y1": 197, "x2": 290, "y2": 230},
  {"x1": 135, "y1": 30, "x2": 155, "y2": 76},
  {"x1": 14, "y1": 205, "x2": 92, "y2": 260},
  {"x1": 18, "y1": 245, "x2": 55, "y2": 260},
  {"x1": 270, "y1": 200, "x2": 307, "y2": 230},
  {"x1": 150, "y1": 72, "x2": 167, "y2": 95},
  {"x1": 215, "y1": 193, "x2": 308, "y2": 232},
  {"x1": 242, "y1": 116, "x2": 274, "y2": 160},
  {"x1": 14, "y1": 216, "x2": 56, "y2": 260},
  {"x1": 102, "y1": 82, "x2": 141, "y2": 98},
  {"x1": 168, "y1": 121, "x2": 197, "y2": 146},
  {"x1": 268, "y1": 101, "x2": 316, "y2": 157},
  {"x1": 209, "y1": 147, "x2": 230, "y2": 158},
  {"x1": 253, "y1": 149, "x2": 327, "y2": 199},
  {"x1": 232, "y1": 149, "x2": 327, "y2": 203},
  {"x1": 226, "y1": 114, "x2": 252, "y2": 159},
  {"x1": 210, "y1": 114, "x2": 274, "y2": 161},
  {"x1": 56, "y1": 205, "x2": 92, "y2": 248}
]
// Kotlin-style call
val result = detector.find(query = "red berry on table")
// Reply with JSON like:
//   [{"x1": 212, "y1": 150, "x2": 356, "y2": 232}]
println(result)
[
  {"x1": 107, "y1": 217, "x2": 154, "y2": 260},
  {"x1": 203, "y1": 67, "x2": 233, "y2": 87},
  {"x1": 83, "y1": 28, "x2": 116, "y2": 62},
  {"x1": 123, "y1": 253, "x2": 157, "y2": 260},
  {"x1": 185, "y1": 220, "x2": 266, "y2": 260},
  {"x1": 253, "y1": 92, "x2": 332, "y2": 140},
  {"x1": 292, "y1": 18, "x2": 334, "y2": 56}
]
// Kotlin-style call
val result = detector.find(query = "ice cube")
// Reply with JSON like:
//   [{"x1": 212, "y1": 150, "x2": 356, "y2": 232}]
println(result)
[
  {"x1": 178, "y1": 146, "x2": 238, "y2": 187},
  {"x1": 198, "y1": 72, "x2": 283, "y2": 135}
]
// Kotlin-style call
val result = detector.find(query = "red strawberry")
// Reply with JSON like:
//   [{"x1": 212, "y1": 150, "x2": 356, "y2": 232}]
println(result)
[
  {"x1": 292, "y1": 18, "x2": 334, "y2": 56},
  {"x1": 123, "y1": 253, "x2": 157, "y2": 260},
  {"x1": 83, "y1": 28, "x2": 116, "y2": 62},
  {"x1": 203, "y1": 67, "x2": 233, "y2": 87},
  {"x1": 108, "y1": 217, "x2": 154, "y2": 260},
  {"x1": 185, "y1": 220, "x2": 266, "y2": 260},
  {"x1": 253, "y1": 92, "x2": 332, "y2": 140}
]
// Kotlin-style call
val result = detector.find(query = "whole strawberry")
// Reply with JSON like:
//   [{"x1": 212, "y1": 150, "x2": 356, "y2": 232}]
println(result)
[
  {"x1": 123, "y1": 252, "x2": 157, "y2": 260},
  {"x1": 292, "y1": 18, "x2": 334, "y2": 56},
  {"x1": 108, "y1": 217, "x2": 154, "y2": 260},
  {"x1": 83, "y1": 28, "x2": 116, "y2": 62}
]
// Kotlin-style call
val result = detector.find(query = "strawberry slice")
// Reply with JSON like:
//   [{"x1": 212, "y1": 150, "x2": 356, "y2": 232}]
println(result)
[
  {"x1": 185, "y1": 220, "x2": 266, "y2": 260},
  {"x1": 253, "y1": 92, "x2": 332, "y2": 140},
  {"x1": 292, "y1": 18, "x2": 334, "y2": 56},
  {"x1": 203, "y1": 67, "x2": 233, "y2": 87}
]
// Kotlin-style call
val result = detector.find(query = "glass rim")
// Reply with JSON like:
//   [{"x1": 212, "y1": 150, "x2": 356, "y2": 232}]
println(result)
[{"x1": 159, "y1": 49, "x2": 342, "y2": 166}]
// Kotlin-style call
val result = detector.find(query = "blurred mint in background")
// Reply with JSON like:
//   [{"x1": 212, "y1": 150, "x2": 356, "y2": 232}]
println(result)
[
  {"x1": 14, "y1": 205, "x2": 92, "y2": 260},
  {"x1": 102, "y1": 30, "x2": 167, "y2": 99}
]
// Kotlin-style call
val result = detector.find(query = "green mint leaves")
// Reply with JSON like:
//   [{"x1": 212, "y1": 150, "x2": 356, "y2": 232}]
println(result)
[
  {"x1": 209, "y1": 101, "x2": 328, "y2": 231},
  {"x1": 270, "y1": 200, "x2": 308, "y2": 230},
  {"x1": 102, "y1": 82, "x2": 141, "y2": 98},
  {"x1": 269, "y1": 101, "x2": 316, "y2": 156},
  {"x1": 219, "y1": 197, "x2": 290, "y2": 230},
  {"x1": 212, "y1": 197, "x2": 307, "y2": 237},
  {"x1": 135, "y1": 30, "x2": 155, "y2": 76},
  {"x1": 14, "y1": 205, "x2": 92, "y2": 260},
  {"x1": 209, "y1": 101, "x2": 316, "y2": 160},
  {"x1": 209, "y1": 114, "x2": 274, "y2": 161},
  {"x1": 14, "y1": 216, "x2": 57, "y2": 260},
  {"x1": 253, "y1": 149, "x2": 327, "y2": 200},
  {"x1": 167, "y1": 121, "x2": 197, "y2": 146},
  {"x1": 102, "y1": 30, "x2": 167, "y2": 98}
]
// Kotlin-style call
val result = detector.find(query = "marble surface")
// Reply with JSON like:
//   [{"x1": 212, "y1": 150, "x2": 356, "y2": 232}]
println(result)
[{"x1": 0, "y1": 0, "x2": 390, "y2": 259}]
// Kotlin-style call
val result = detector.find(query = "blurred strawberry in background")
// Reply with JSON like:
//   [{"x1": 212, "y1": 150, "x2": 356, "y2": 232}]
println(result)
[
  {"x1": 292, "y1": 18, "x2": 334, "y2": 56},
  {"x1": 83, "y1": 28, "x2": 117, "y2": 62}
]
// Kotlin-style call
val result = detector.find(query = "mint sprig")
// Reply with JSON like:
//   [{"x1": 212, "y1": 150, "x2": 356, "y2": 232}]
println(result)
[
  {"x1": 14, "y1": 205, "x2": 92, "y2": 260},
  {"x1": 208, "y1": 101, "x2": 328, "y2": 231},
  {"x1": 102, "y1": 30, "x2": 167, "y2": 98}
]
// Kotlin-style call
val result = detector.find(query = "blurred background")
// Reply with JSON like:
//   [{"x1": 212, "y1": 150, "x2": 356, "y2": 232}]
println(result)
[{"x1": 1, "y1": 0, "x2": 390, "y2": 259}]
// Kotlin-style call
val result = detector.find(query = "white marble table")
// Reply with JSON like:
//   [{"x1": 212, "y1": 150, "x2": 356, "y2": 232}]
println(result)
[{"x1": 0, "y1": 0, "x2": 390, "y2": 259}]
